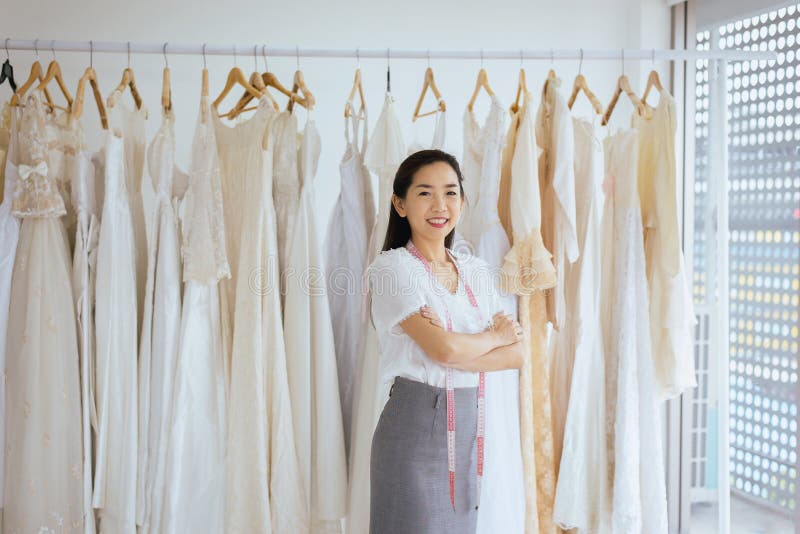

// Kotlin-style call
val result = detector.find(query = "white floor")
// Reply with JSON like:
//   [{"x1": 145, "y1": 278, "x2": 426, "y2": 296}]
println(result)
[{"x1": 690, "y1": 494, "x2": 795, "y2": 533}]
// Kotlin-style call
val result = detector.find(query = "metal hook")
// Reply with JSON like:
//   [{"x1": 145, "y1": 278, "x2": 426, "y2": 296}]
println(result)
[
  {"x1": 427, "y1": 49, "x2": 431, "y2": 68},
  {"x1": 356, "y1": 46, "x2": 360, "y2": 67},
  {"x1": 127, "y1": 41, "x2": 131, "y2": 68},
  {"x1": 233, "y1": 44, "x2": 237, "y2": 67},
  {"x1": 386, "y1": 48, "x2": 391, "y2": 93},
  {"x1": 550, "y1": 48, "x2": 554, "y2": 64},
  {"x1": 621, "y1": 48, "x2": 625, "y2": 76},
  {"x1": 163, "y1": 42, "x2": 169, "y2": 69},
  {"x1": 579, "y1": 48, "x2": 584, "y2": 75},
  {"x1": 296, "y1": 45, "x2": 300, "y2": 71},
  {"x1": 89, "y1": 40, "x2": 93, "y2": 69},
  {"x1": 34, "y1": 38, "x2": 39, "y2": 58},
  {"x1": 51, "y1": 40, "x2": 56, "y2": 61},
  {"x1": 253, "y1": 44, "x2": 258, "y2": 72},
  {"x1": 651, "y1": 48, "x2": 656, "y2": 65},
  {"x1": 480, "y1": 49, "x2": 484, "y2": 68},
  {"x1": 520, "y1": 48, "x2": 524, "y2": 68},
  {"x1": 4, "y1": 38, "x2": 10, "y2": 60},
  {"x1": 202, "y1": 43, "x2": 207, "y2": 69},
  {"x1": 262, "y1": 44, "x2": 269, "y2": 72}
]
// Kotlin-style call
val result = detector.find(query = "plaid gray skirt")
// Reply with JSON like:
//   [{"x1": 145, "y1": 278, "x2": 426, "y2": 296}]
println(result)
[{"x1": 370, "y1": 376, "x2": 479, "y2": 534}]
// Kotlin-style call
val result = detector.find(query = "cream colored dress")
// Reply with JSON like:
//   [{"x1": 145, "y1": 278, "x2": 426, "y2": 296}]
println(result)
[
  {"x1": 496, "y1": 89, "x2": 557, "y2": 534},
  {"x1": 282, "y1": 116, "x2": 348, "y2": 532},
  {"x1": 214, "y1": 98, "x2": 308, "y2": 533},
  {"x1": 634, "y1": 89, "x2": 697, "y2": 400},
  {"x1": 3, "y1": 91, "x2": 84, "y2": 533}
]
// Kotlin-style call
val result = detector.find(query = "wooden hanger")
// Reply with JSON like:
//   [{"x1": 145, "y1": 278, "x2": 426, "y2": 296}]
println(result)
[
  {"x1": 213, "y1": 65, "x2": 264, "y2": 116},
  {"x1": 344, "y1": 68, "x2": 366, "y2": 118},
  {"x1": 287, "y1": 70, "x2": 315, "y2": 113},
  {"x1": 72, "y1": 66, "x2": 108, "y2": 129},
  {"x1": 567, "y1": 74, "x2": 604, "y2": 115},
  {"x1": 160, "y1": 67, "x2": 172, "y2": 114},
  {"x1": 9, "y1": 61, "x2": 54, "y2": 108},
  {"x1": 467, "y1": 68, "x2": 494, "y2": 113},
  {"x1": 510, "y1": 68, "x2": 528, "y2": 114},
  {"x1": 412, "y1": 67, "x2": 446, "y2": 121},
  {"x1": 33, "y1": 59, "x2": 73, "y2": 112},
  {"x1": 225, "y1": 70, "x2": 307, "y2": 119},
  {"x1": 107, "y1": 67, "x2": 144, "y2": 111},
  {"x1": 641, "y1": 69, "x2": 664, "y2": 105},
  {"x1": 601, "y1": 74, "x2": 647, "y2": 126}
]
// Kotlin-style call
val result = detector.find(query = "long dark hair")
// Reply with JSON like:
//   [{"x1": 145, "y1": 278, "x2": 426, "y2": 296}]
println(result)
[{"x1": 381, "y1": 149, "x2": 465, "y2": 252}]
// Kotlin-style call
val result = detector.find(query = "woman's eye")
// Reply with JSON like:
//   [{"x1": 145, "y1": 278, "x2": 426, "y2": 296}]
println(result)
[
  {"x1": 419, "y1": 191, "x2": 430, "y2": 196},
  {"x1": 447, "y1": 191, "x2": 457, "y2": 196}
]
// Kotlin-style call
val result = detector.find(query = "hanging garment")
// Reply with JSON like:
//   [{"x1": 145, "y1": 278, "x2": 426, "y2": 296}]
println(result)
[
  {"x1": 325, "y1": 105, "x2": 375, "y2": 458},
  {"x1": 93, "y1": 101, "x2": 140, "y2": 534},
  {"x1": 634, "y1": 89, "x2": 697, "y2": 400},
  {"x1": 213, "y1": 97, "x2": 308, "y2": 533},
  {"x1": 136, "y1": 109, "x2": 185, "y2": 534},
  {"x1": 496, "y1": 89, "x2": 558, "y2": 534},
  {"x1": 107, "y1": 91, "x2": 148, "y2": 332},
  {"x1": 161, "y1": 95, "x2": 230, "y2": 533},
  {"x1": 551, "y1": 117, "x2": 611, "y2": 533},
  {"x1": 536, "y1": 76, "x2": 578, "y2": 333},
  {"x1": 459, "y1": 95, "x2": 526, "y2": 534},
  {"x1": 0, "y1": 102, "x2": 20, "y2": 513},
  {"x1": 70, "y1": 117, "x2": 102, "y2": 534},
  {"x1": 272, "y1": 110, "x2": 300, "y2": 306},
  {"x1": 347, "y1": 92, "x2": 405, "y2": 534},
  {"x1": 3, "y1": 91, "x2": 84, "y2": 532},
  {"x1": 535, "y1": 76, "x2": 579, "y2": 466},
  {"x1": 283, "y1": 116, "x2": 348, "y2": 531},
  {"x1": 601, "y1": 128, "x2": 668, "y2": 534}
]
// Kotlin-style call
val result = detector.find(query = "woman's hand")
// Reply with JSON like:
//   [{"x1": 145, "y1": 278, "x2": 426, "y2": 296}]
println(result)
[
  {"x1": 491, "y1": 312, "x2": 523, "y2": 346},
  {"x1": 419, "y1": 305, "x2": 445, "y2": 329}
]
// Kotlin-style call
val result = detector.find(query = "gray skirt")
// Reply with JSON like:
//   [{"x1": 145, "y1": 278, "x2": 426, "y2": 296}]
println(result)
[{"x1": 370, "y1": 377, "x2": 478, "y2": 534}]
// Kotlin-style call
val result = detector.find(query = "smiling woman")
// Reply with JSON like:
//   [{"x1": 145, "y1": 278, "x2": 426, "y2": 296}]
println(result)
[{"x1": 367, "y1": 149, "x2": 525, "y2": 533}]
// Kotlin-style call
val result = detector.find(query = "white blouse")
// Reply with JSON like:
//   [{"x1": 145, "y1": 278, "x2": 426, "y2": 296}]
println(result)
[{"x1": 367, "y1": 245, "x2": 503, "y2": 388}]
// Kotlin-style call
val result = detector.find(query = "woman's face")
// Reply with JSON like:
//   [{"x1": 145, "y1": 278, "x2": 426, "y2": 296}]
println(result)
[{"x1": 392, "y1": 161, "x2": 464, "y2": 243}]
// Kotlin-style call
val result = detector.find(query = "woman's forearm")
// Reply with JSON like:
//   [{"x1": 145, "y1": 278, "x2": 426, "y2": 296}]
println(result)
[
  {"x1": 445, "y1": 341, "x2": 525, "y2": 372},
  {"x1": 400, "y1": 313, "x2": 507, "y2": 365}
]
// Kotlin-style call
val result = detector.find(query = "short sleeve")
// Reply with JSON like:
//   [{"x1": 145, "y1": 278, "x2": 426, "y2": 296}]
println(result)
[
  {"x1": 455, "y1": 251, "x2": 504, "y2": 323},
  {"x1": 367, "y1": 249, "x2": 427, "y2": 337}
]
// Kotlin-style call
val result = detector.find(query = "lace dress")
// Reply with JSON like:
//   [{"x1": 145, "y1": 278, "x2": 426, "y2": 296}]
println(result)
[
  {"x1": 633, "y1": 89, "x2": 697, "y2": 400},
  {"x1": 161, "y1": 95, "x2": 230, "y2": 533},
  {"x1": 214, "y1": 98, "x2": 308, "y2": 533},
  {"x1": 3, "y1": 91, "x2": 84, "y2": 533},
  {"x1": 460, "y1": 95, "x2": 526, "y2": 534},
  {"x1": 347, "y1": 93, "x2": 405, "y2": 534},
  {"x1": 282, "y1": 116, "x2": 348, "y2": 532},
  {"x1": 325, "y1": 105, "x2": 375, "y2": 458},
  {"x1": 496, "y1": 89, "x2": 558, "y2": 534},
  {"x1": 272, "y1": 110, "x2": 300, "y2": 306},
  {"x1": 551, "y1": 117, "x2": 612, "y2": 532},
  {"x1": 136, "y1": 109, "x2": 186, "y2": 534},
  {"x1": 601, "y1": 128, "x2": 668, "y2": 534},
  {"x1": 93, "y1": 100, "x2": 140, "y2": 534}
]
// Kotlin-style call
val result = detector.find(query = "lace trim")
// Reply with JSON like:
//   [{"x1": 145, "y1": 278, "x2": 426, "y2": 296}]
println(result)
[{"x1": 500, "y1": 232, "x2": 556, "y2": 294}]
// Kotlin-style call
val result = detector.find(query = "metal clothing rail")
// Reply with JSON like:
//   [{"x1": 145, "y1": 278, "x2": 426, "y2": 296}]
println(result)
[{"x1": 2, "y1": 39, "x2": 778, "y2": 62}]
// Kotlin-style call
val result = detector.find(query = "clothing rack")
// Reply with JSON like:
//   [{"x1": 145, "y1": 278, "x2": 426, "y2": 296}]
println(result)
[{"x1": 2, "y1": 39, "x2": 777, "y2": 63}]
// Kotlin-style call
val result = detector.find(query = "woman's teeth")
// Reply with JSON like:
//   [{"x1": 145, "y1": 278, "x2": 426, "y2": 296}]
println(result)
[{"x1": 427, "y1": 218, "x2": 449, "y2": 228}]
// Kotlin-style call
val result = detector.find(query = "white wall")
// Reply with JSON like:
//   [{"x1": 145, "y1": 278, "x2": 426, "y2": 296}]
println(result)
[{"x1": 0, "y1": 0, "x2": 673, "y2": 234}]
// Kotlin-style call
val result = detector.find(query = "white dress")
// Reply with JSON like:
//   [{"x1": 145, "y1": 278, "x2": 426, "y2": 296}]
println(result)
[
  {"x1": 347, "y1": 93, "x2": 405, "y2": 534},
  {"x1": 107, "y1": 92, "x2": 148, "y2": 332},
  {"x1": 634, "y1": 90, "x2": 697, "y2": 400},
  {"x1": 136, "y1": 110, "x2": 185, "y2": 534},
  {"x1": 93, "y1": 103, "x2": 140, "y2": 534},
  {"x1": 325, "y1": 106, "x2": 375, "y2": 458},
  {"x1": 460, "y1": 95, "x2": 526, "y2": 534},
  {"x1": 552, "y1": 117, "x2": 611, "y2": 532},
  {"x1": 161, "y1": 95, "x2": 230, "y2": 533},
  {"x1": 70, "y1": 117, "x2": 102, "y2": 534},
  {"x1": 214, "y1": 98, "x2": 307, "y2": 533},
  {"x1": 3, "y1": 91, "x2": 84, "y2": 532},
  {"x1": 601, "y1": 129, "x2": 668, "y2": 534},
  {"x1": 408, "y1": 105, "x2": 446, "y2": 154},
  {"x1": 0, "y1": 102, "x2": 20, "y2": 511},
  {"x1": 283, "y1": 117, "x2": 348, "y2": 531},
  {"x1": 272, "y1": 110, "x2": 300, "y2": 305}
]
